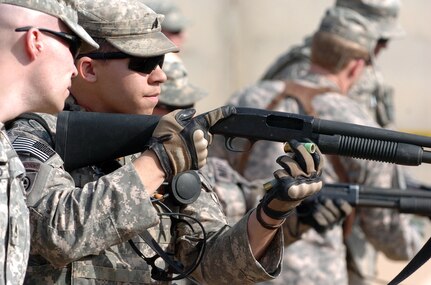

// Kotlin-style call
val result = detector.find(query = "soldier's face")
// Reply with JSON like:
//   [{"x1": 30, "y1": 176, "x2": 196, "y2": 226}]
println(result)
[
  {"x1": 91, "y1": 58, "x2": 167, "y2": 115},
  {"x1": 29, "y1": 21, "x2": 79, "y2": 114}
]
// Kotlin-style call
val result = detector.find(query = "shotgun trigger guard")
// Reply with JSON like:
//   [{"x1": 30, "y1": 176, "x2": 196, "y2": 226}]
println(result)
[{"x1": 224, "y1": 136, "x2": 254, "y2": 152}]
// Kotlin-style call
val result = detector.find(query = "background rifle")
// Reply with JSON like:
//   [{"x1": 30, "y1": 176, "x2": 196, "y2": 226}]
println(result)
[
  {"x1": 320, "y1": 184, "x2": 431, "y2": 215},
  {"x1": 55, "y1": 107, "x2": 431, "y2": 171}
]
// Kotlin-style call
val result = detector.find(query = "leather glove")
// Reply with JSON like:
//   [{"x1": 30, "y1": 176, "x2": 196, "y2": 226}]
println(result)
[
  {"x1": 258, "y1": 139, "x2": 324, "y2": 223},
  {"x1": 297, "y1": 196, "x2": 353, "y2": 233},
  {"x1": 148, "y1": 106, "x2": 236, "y2": 179}
]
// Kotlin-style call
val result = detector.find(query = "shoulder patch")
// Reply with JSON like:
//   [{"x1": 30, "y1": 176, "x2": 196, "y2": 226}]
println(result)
[{"x1": 12, "y1": 136, "x2": 55, "y2": 162}]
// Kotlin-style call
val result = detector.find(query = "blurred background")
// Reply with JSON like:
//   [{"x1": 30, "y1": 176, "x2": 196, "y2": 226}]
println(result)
[{"x1": 169, "y1": 1, "x2": 431, "y2": 284}]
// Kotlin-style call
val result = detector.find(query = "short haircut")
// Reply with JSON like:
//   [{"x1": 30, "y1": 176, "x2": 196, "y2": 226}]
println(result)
[{"x1": 311, "y1": 31, "x2": 370, "y2": 73}]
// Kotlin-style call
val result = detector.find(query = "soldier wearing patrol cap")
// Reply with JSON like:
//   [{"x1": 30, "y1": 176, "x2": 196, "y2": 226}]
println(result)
[
  {"x1": 256, "y1": 2, "x2": 427, "y2": 284},
  {"x1": 153, "y1": 53, "x2": 208, "y2": 114},
  {"x1": 7, "y1": 0, "x2": 325, "y2": 284},
  {"x1": 211, "y1": 6, "x2": 424, "y2": 285},
  {"x1": 0, "y1": 0, "x2": 97, "y2": 284},
  {"x1": 262, "y1": 0, "x2": 404, "y2": 128},
  {"x1": 141, "y1": 0, "x2": 188, "y2": 48}
]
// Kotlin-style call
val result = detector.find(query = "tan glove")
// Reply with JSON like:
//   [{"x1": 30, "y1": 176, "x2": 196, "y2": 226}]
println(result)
[
  {"x1": 148, "y1": 106, "x2": 236, "y2": 179},
  {"x1": 258, "y1": 139, "x2": 324, "y2": 223}
]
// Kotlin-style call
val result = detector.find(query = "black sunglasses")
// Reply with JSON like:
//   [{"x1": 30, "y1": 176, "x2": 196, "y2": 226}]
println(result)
[
  {"x1": 15, "y1": 26, "x2": 81, "y2": 58},
  {"x1": 78, "y1": 52, "x2": 165, "y2": 74}
]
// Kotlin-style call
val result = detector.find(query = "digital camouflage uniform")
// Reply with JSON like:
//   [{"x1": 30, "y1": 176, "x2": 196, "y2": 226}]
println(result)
[
  {"x1": 7, "y1": 96, "x2": 283, "y2": 285},
  {"x1": 0, "y1": 125, "x2": 29, "y2": 285},
  {"x1": 5, "y1": 0, "x2": 284, "y2": 283},
  {"x1": 211, "y1": 6, "x2": 425, "y2": 285},
  {"x1": 0, "y1": 0, "x2": 98, "y2": 284},
  {"x1": 261, "y1": 34, "x2": 395, "y2": 129},
  {"x1": 213, "y1": 76, "x2": 424, "y2": 285},
  {"x1": 258, "y1": 1, "x2": 426, "y2": 285}
]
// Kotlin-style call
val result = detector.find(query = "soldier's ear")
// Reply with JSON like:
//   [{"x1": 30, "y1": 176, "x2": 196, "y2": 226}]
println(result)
[
  {"x1": 347, "y1": 58, "x2": 365, "y2": 82},
  {"x1": 24, "y1": 28, "x2": 44, "y2": 60},
  {"x1": 75, "y1": 56, "x2": 97, "y2": 82}
]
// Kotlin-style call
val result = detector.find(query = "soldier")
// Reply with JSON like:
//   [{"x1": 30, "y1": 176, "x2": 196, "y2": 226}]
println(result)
[
  {"x1": 260, "y1": 1, "x2": 427, "y2": 284},
  {"x1": 211, "y1": 6, "x2": 424, "y2": 285},
  {"x1": 261, "y1": 0, "x2": 404, "y2": 128},
  {"x1": 141, "y1": 0, "x2": 188, "y2": 48},
  {"x1": 7, "y1": 0, "x2": 324, "y2": 284},
  {"x1": 0, "y1": 0, "x2": 97, "y2": 284}
]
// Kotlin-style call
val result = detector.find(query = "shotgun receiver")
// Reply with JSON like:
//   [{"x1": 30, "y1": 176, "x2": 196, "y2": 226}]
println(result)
[{"x1": 55, "y1": 107, "x2": 431, "y2": 171}]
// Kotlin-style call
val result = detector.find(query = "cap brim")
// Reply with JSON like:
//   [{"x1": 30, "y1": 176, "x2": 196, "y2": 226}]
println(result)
[
  {"x1": 160, "y1": 84, "x2": 208, "y2": 106},
  {"x1": 380, "y1": 22, "x2": 406, "y2": 39},
  {"x1": 107, "y1": 31, "x2": 179, "y2": 57},
  {"x1": 61, "y1": 16, "x2": 99, "y2": 53}
]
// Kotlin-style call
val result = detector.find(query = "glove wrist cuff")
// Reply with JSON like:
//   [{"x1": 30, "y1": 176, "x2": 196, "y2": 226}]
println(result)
[
  {"x1": 148, "y1": 138, "x2": 173, "y2": 179},
  {"x1": 256, "y1": 204, "x2": 289, "y2": 230},
  {"x1": 260, "y1": 199, "x2": 295, "y2": 220}
]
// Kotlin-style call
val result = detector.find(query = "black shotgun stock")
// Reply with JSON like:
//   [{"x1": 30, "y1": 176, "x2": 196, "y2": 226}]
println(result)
[
  {"x1": 55, "y1": 107, "x2": 431, "y2": 171},
  {"x1": 320, "y1": 184, "x2": 431, "y2": 215}
]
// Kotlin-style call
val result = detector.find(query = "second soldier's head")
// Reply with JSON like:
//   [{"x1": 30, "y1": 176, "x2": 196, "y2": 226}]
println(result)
[
  {"x1": 335, "y1": 0, "x2": 404, "y2": 56},
  {"x1": 70, "y1": 0, "x2": 179, "y2": 115},
  {"x1": 311, "y1": 7, "x2": 378, "y2": 75}
]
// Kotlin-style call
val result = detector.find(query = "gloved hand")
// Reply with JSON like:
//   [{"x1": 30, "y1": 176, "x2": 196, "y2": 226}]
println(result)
[
  {"x1": 148, "y1": 106, "x2": 236, "y2": 179},
  {"x1": 296, "y1": 196, "x2": 353, "y2": 233},
  {"x1": 257, "y1": 140, "x2": 324, "y2": 228}
]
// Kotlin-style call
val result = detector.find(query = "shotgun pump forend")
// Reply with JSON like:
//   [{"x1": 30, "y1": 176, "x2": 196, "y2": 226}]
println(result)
[
  {"x1": 317, "y1": 183, "x2": 431, "y2": 216},
  {"x1": 55, "y1": 107, "x2": 431, "y2": 171}
]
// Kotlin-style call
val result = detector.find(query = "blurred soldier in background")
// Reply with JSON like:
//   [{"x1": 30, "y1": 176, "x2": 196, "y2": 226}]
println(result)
[
  {"x1": 262, "y1": 0, "x2": 404, "y2": 128},
  {"x1": 141, "y1": 0, "x2": 188, "y2": 48},
  {"x1": 211, "y1": 6, "x2": 424, "y2": 285},
  {"x1": 260, "y1": 1, "x2": 428, "y2": 284}
]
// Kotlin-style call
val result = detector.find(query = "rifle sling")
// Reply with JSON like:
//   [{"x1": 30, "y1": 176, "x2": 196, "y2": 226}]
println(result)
[{"x1": 388, "y1": 236, "x2": 431, "y2": 285}]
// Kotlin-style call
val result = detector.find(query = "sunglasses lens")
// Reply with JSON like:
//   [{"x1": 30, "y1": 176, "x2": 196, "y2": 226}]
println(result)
[{"x1": 128, "y1": 55, "x2": 165, "y2": 73}]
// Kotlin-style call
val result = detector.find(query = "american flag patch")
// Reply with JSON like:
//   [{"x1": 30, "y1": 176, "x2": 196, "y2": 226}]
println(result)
[{"x1": 12, "y1": 137, "x2": 55, "y2": 162}]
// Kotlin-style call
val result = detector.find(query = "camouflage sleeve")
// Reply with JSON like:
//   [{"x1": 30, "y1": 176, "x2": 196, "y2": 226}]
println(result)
[
  {"x1": 8, "y1": 117, "x2": 159, "y2": 267},
  {"x1": 176, "y1": 177, "x2": 283, "y2": 284},
  {"x1": 356, "y1": 162, "x2": 425, "y2": 260}
]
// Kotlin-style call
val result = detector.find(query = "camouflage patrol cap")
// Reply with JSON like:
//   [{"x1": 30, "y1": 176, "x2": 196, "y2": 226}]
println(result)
[
  {"x1": 159, "y1": 54, "x2": 207, "y2": 107},
  {"x1": 318, "y1": 6, "x2": 378, "y2": 51},
  {"x1": 0, "y1": 0, "x2": 98, "y2": 52},
  {"x1": 336, "y1": 0, "x2": 405, "y2": 39},
  {"x1": 77, "y1": 0, "x2": 179, "y2": 57},
  {"x1": 141, "y1": 0, "x2": 188, "y2": 32}
]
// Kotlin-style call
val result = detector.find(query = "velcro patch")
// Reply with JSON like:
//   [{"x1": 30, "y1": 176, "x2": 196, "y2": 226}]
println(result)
[{"x1": 12, "y1": 137, "x2": 55, "y2": 162}]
